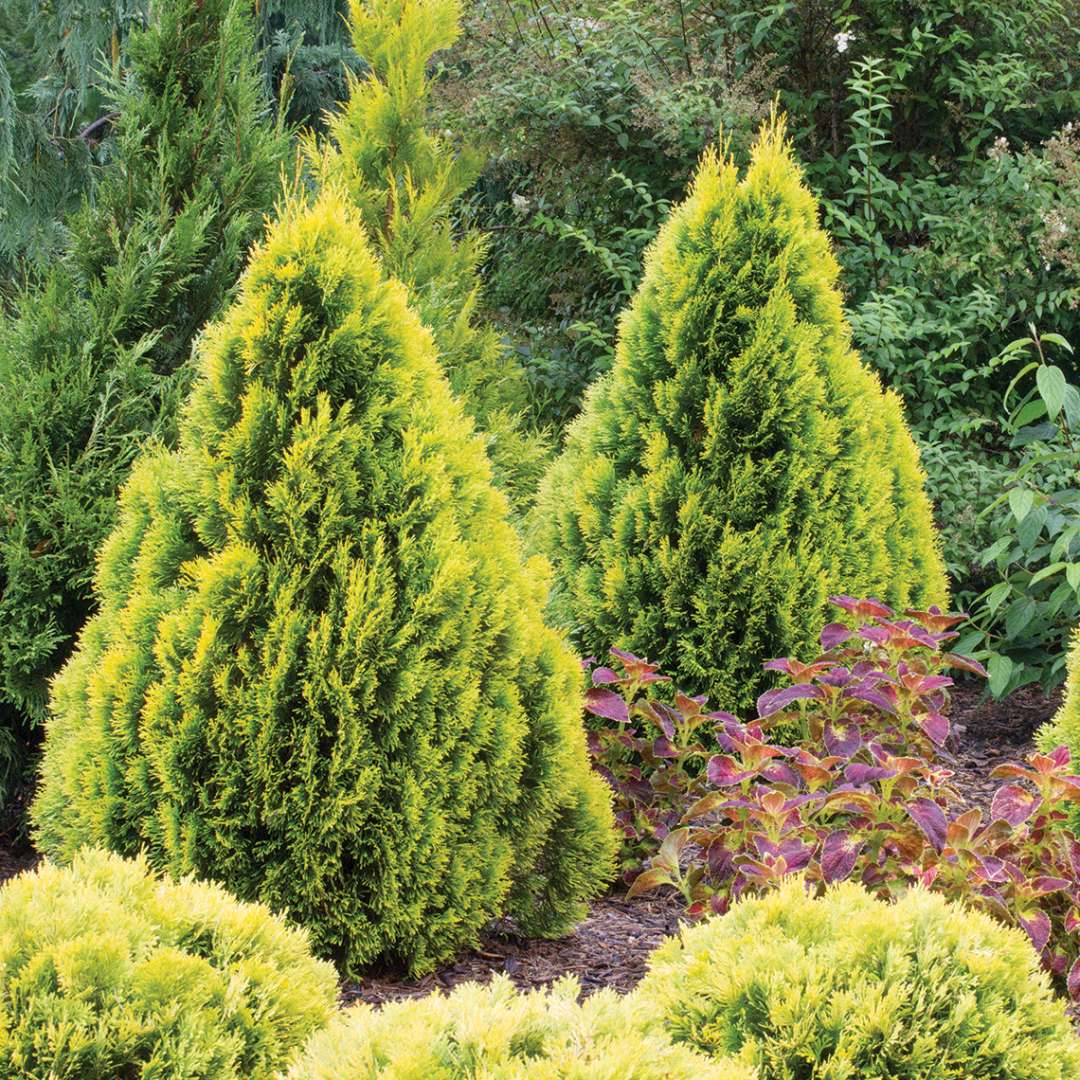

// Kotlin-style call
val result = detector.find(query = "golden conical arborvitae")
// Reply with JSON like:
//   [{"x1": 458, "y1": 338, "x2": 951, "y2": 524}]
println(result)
[
  {"x1": 531, "y1": 120, "x2": 948, "y2": 712},
  {"x1": 32, "y1": 191, "x2": 614, "y2": 976}
]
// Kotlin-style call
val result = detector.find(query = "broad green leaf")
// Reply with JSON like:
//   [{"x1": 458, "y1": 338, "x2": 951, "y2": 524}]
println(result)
[
  {"x1": 988, "y1": 653, "x2": 1014, "y2": 697},
  {"x1": 1029, "y1": 561, "x2": 1066, "y2": 587},
  {"x1": 1017, "y1": 505, "x2": 1048, "y2": 550},
  {"x1": 1009, "y1": 488, "x2": 1034, "y2": 523},
  {"x1": 982, "y1": 580, "x2": 1012, "y2": 615},
  {"x1": 1037, "y1": 364, "x2": 1067, "y2": 419},
  {"x1": 1068, "y1": 563, "x2": 1080, "y2": 592},
  {"x1": 1004, "y1": 597, "x2": 1036, "y2": 640}
]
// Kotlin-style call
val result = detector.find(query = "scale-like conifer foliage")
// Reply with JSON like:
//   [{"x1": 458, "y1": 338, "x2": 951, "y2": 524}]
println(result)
[
  {"x1": 1038, "y1": 629, "x2": 1080, "y2": 785},
  {"x1": 0, "y1": 0, "x2": 290, "y2": 799},
  {"x1": 310, "y1": 0, "x2": 548, "y2": 510},
  {"x1": 0, "y1": 849, "x2": 337, "y2": 1078},
  {"x1": 532, "y1": 120, "x2": 947, "y2": 713},
  {"x1": 32, "y1": 191, "x2": 615, "y2": 976}
]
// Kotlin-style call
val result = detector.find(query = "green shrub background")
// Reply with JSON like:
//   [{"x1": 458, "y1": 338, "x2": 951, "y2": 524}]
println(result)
[
  {"x1": 532, "y1": 121, "x2": 946, "y2": 711},
  {"x1": 0, "y1": 0, "x2": 291, "y2": 803},
  {"x1": 636, "y1": 878, "x2": 1080, "y2": 1080},
  {"x1": 31, "y1": 188, "x2": 614, "y2": 976},
  {"x1": 0, "y1": 848, "x2": 337, "y2": 1078}
]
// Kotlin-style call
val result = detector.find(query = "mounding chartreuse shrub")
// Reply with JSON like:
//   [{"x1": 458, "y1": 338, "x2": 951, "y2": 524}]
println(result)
[
  {"x1": 531, "y1": 118, "x2": 947, "y2": 712},
  {"x1": 636, "y1": 878, "x2": 1080, "y2": 1079},
  {"x1": 288, "y1": 974, "x2": 755, "y2": 1080},
  {"x1": 31, "y1": 189, "x2": 615, "y2": 976},
  {"x1": 0, "y1": 848, "x2": 337, "y2": 1078}
]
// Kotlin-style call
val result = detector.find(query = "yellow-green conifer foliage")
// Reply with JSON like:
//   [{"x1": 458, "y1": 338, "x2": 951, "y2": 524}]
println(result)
[
  {"x1": 531, "y1": 120, "x2": 947, "y2": 712},
  {"x1": 1038, "y1": 626, "x2": 1080, "y2": 767},
  {"x1": 0, "y1": 849, "x2": 337, "y2": 1078},
  {"x1": 635, "y1": 879, "x2": 1080, "y2": 1079},
  {"x1": 288, "y1": 975, "x2": 754, "y2": 1080},
  {"x1": 309, "y1": 0, "x2": 548, "y2": 511},
  {"x1": 32, "y1": 191, "x2": 615, "y2": 976}
]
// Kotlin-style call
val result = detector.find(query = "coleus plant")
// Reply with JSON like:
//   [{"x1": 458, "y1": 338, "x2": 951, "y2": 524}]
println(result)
[{"x1": 587, "y1": 597, "x2": 1080, "y2": 997}]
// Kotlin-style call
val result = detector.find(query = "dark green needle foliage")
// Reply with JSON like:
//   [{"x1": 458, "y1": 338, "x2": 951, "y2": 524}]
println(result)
[
  {"x1": 532, "y1": 119, "x2": 948, "y2": 714},
  {"x1": 310, "y1": 0, "x2": 548, "y2": 511},
  {"x1": 0, "y1": 0, "x2": 290, "y2": 800},
  {"x1": 32, "y1": 190, "x2": 615, "y2": 976}
]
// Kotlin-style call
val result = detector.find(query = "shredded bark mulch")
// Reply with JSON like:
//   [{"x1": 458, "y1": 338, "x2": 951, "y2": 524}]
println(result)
[
  {"x1": 0, "y1": 680, "x2": 1060, "y2": 1007},
  {"x1": 948, "y1": 682, "x2": 1056, "y2": 812},
  {"x1": 342, "y1": 892, "x2": 686, "y2": 1006}
]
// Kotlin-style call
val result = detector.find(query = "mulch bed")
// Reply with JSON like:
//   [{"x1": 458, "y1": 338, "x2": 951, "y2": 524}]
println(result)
[
  {"x1": 948, "y1": 682, "x2": 1057, "y2": 812},
  {"x1": 0, "y1": 680, "x2": 1060, "y2": 1007},
  {"x1": 343, "y1": 892, "x2": 686, "y2": 1006}
]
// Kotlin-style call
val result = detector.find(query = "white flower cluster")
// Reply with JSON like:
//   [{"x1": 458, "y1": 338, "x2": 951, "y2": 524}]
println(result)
[
  {"x1": 834, "y1": 31, "x2": 854, "y2": 54},
  {"x1": 511, "y1": 192, "x2": 532, "y2": 214}
]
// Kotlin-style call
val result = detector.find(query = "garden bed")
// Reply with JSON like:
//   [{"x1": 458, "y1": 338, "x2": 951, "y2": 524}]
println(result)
[{"x1": 0, "y1": 681, "x2": 1058, "y2": 1007}]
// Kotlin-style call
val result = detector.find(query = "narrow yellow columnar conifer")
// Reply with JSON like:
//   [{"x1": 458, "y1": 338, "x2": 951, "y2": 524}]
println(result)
[
  {"x1": 32, "y1": 191, "x2": 614, "y2": 976},
  {"x1": 309, "y1": 0, "x2": 548, "y2": 511},
  {"x1": 532, "y1": 119, "x2": 947, "y2": 711}
]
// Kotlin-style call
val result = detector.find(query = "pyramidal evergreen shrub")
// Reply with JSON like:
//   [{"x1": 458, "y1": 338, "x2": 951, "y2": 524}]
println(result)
[
  {"x1": 0, "y1": 848, "x2": 337, "y2": 1078},
  {"x1": 308, "y1": 0, "x2": 548, "y2": 510},
  {"x1": 288, "y1": 975, "x2": 754, "y2": 1080},
  {"x1": 31, "y1": 190, "x2": 615, "y2": 976},
  {"x1": 635, "y1": 878, "x2": 1080, "y2": 1079},
  {"x1": 0, "y1": 0, "x2": 290, "y2": 797},
  {"x1": 531, "y1": 119, "x2": 948, "y2": 713}
]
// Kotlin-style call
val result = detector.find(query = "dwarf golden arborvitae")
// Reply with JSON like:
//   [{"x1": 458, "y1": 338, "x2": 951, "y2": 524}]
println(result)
[
  {"x1": 0, "y1": 849, "x2": 337, "y2": 1078},
  {"x1": 31, "y1": 191, "x2": 614, "y2": 976},
  {"x1": 531, "y1": 121, "x2": 947, "y2": 712},
  {"x1": 310, "y1": 0, "x2": 548, "y2": 511},
  {"x1": 636, "y1": 879, "x2": 1080, "y2": 1079},
  {"x1": 0, "y1": 0, "x2": 289, "y2": 799},
  {"x1": 288, "y1": 975, "x2": 753, "y2": 1080}
]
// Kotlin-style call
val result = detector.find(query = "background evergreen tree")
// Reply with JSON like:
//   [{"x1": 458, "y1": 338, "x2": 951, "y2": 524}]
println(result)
[
  {"x1": 531, "y1": 120, "x2": 948, "y2": 713},
  {"x1": 0, "y1": 0, "x2": 291, "y2": 807},
  {"x1": 309, "y1": 0, "x2": 549, "y2": 510},
  {"x1": 0, "y1": 0, "x2": 355, "y2": 281},
  {"x1": 32, "y1": 190, "x2": 615, "y2": 975}
]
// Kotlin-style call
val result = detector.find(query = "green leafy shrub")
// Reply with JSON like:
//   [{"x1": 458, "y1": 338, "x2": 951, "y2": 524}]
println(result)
[
  {"x1": 0, "y1": 0, "x2": 291, "y2": 802},
  {"x1": 31, "y1": 189, "x2": 615, "y2": 976},
  {"x1": 0, "y1": 0, "x2": 354, "y2": 279},
  {"x1": 0, "y1": 848, "x2": 337, "y2": 1078},
  {"x1": 531, "y1": 120, "x2": 947, "y2": 713},
  {"x1": 955, "y1": 329, "x2": 1080, "y2": 696},
  {"x1": 437, "y1": 1, "x2": 1080, "y2": 428},
  {"x1": 288, "y1": 974, "x2": 753, "y2": 1079},
  {"x1": 309, "y1": 0, "x2": 548, "y2": 511},
  {"x1": 636, "y1": 877, "x2": 1080, "y2": 1079}
]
